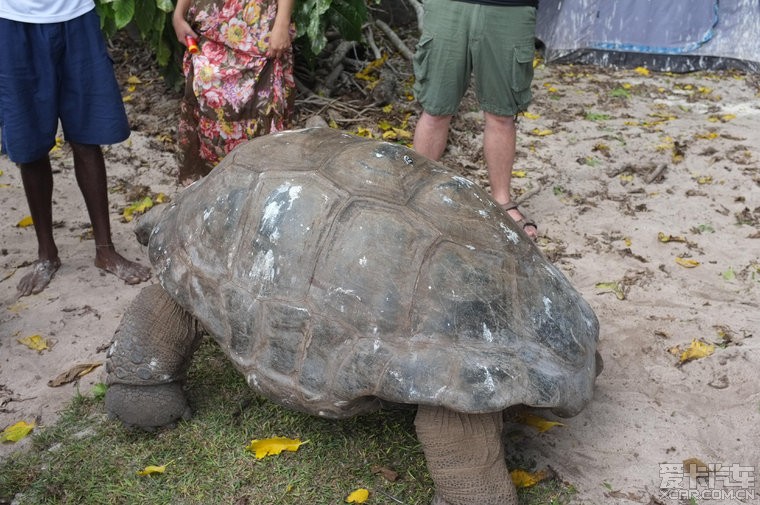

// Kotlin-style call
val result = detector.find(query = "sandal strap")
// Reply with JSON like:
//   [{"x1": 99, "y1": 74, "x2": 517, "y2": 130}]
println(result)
[{"x1": 500, "y1": 202, "x2": 538, "y2": 231}]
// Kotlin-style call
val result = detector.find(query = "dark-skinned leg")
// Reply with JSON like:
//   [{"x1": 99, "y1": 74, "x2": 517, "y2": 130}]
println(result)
[
  {"x1": 16, "y1": 156, "x2": 62, "y2": 298},
  {"x1": 70, "y1": 142, "x2": 151, "y2": 285}
]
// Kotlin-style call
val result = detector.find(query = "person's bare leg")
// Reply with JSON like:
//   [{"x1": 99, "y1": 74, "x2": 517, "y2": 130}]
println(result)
[
  {"x1": 483, "y1": 112, "x2": 537, "y2": 240},
  {"x1": 70, "y1": 142, "x2": 151, "y2": 285},
  {"x1": 16, "y1": 156, "x2": 61, "y2": 297},
  {"x1": 413, "y1": 111, "x2": 453, "y2": 161}
]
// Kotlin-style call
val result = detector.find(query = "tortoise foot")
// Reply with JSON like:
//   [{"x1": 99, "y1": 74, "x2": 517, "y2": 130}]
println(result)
[{"x1": 105, "y1": 382, "x2": 191, "y2": 430}]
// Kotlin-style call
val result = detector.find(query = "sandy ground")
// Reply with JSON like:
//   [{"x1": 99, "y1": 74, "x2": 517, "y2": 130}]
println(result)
[{"x1": 1, "y1": 60, "x2": 759, "y2": 504}]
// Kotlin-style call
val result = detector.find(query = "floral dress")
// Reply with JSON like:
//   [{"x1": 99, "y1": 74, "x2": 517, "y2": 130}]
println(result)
[{"x1": 177, "y1": 0, "x2": 295, "y2": 185}]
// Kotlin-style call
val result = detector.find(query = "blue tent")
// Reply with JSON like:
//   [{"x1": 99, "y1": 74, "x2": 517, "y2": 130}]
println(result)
[{"x1": 536, "y1": 0, "x2": 760, "y2": 72}]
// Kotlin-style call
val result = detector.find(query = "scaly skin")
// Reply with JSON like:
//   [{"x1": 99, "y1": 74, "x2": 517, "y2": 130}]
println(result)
[
  {"x1": 105, "y1": 283, "x2": 201, "y2": 429},
  {"x1": 415, "y1": 406, "x2": 518, "y2": 505}
]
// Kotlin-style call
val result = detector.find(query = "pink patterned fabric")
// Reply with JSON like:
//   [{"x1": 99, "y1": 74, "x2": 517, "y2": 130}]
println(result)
[{"x1": 177, "y1": 0, "x2": 295, "y2": 184}]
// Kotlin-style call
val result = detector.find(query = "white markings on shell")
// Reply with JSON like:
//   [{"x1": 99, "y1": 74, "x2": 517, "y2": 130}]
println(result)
[
  {"x1": 479, "y1": 365, "x2": 496, "y2": 392},
  {"x1": 452, "y1": 175, "x2": 474, "y2": 187},
  {"x1": 249, "y1": 249, "x2": 276, "y2": 284},
  {"x1": 543, "y1": 296, "x2": 554, "y2": 319},
  {"x1": 442, "y1": 195, "x2": 454, "y2": 205},
  {"x1": 359, "y1": 256, "x2": 368, "y2": 267},
  {"x1": 261, "y1": 183, "x2": 303, "y2": 244},
  {"x1": 499, "y1": 222, "x2": 520, "y2": 244},
  {"x1": 482, "y1": 323, "x2": 494, "y2": 342}
]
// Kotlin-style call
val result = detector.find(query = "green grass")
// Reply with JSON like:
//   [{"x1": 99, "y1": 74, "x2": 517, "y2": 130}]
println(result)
[{"x1": 0, "y1": 339, "x2": 577, "y2": 505}]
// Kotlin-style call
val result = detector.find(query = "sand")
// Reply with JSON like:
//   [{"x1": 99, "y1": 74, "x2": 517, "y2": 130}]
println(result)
[{"x1": 1, "y1": 61, "x2": 759, "y2": 504}]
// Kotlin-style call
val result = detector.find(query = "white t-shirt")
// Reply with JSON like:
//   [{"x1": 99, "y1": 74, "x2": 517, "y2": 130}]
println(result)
[{"x1": 0, "y1": 0, "x2": 95, "y2": 23}]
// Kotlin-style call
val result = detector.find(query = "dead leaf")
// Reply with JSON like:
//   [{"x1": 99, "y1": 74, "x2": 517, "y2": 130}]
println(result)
[
  {"x1": 17, "y1": 334, "x2": 51, "y2": 352},
  {"x1": 1, "y1": 421, "x2": 35, "y2": 443},
  {"x1": 137, "y1": 462, "x2": 171, "y2": 476},
  {"x1": 345, "y1": 488, "x2": 369, "y2": 503},
  {"x1": 48, "y1": 362, "x2": 102, "y2": 387},
  {"x1": 683, "y1": 457, "x2": 709, "y2": 478},
  {"x1": 679, "y1": 339, "x2": 715, "y2": 364},
  {"x1": 371, "y1": 465, "x2": 399, "y2": 482},
  {"x1": 16, "y1": 216, "x2": 34, "y2": 228},
  {"x1": 595, "y1": 281, "x2": 626, "y2": 300},
  {"x1": 123, "y1": 196, "x2": 154, "y2": 222},
  {"x1": 675, "y1": 257, "x2": 700, "y2": 268},
  {"x1": 634, "y1": 66, "x2": 650, "y2": 76},
  {"x1": 517, "y1": 413, "x2": 564, "y2": 433},
  {"x1": 245, "y1": 437, "x2": 306, "y2": 459},
  {"x1": 657, "y1": 232, "x2": 687, "y2": 243},
  {"x1": 510, "y1": 468, "x2": 550, "y2": 488}
]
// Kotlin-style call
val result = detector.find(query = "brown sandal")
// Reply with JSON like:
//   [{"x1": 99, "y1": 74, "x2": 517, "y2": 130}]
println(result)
[{"x1": 500, "y1": 202, "x2": 538, "y2": 241}]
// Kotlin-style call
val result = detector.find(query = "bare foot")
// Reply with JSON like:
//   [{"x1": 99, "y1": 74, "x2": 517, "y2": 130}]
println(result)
[
  {"x1": 16, "y1": 258, "x2": 62, "y2": 298},
  {"x1": 94, "y1": 246, "x2": 152, "y2": 285}
]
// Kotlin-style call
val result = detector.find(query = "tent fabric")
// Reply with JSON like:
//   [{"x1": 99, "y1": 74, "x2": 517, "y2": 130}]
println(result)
[{"x1": 536, "y1": 0, "x2": 760, "y2": 72}]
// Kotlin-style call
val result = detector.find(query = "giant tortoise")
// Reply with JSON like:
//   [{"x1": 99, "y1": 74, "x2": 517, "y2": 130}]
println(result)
[{"x1": 105, "y1": 127, "x2": 601, "y2": 504}]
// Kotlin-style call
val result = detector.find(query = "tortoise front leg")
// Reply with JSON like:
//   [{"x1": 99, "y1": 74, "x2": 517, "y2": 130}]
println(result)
[
  {"x1": 105, "y1": 284, "x2": 201, "y2": 429},
  {"x1": 415, "y1": 405, "x2": 517, "y2": 505}
]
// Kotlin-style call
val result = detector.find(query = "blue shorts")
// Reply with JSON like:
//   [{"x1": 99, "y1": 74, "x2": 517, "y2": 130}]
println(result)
[{"x1": 0, "y1": 9, "x2": 130, "y2": 164}]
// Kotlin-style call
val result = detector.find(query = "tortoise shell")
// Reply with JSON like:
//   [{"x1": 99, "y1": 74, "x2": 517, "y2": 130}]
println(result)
[{"x1": 148, "y1": 128, "x2": 599, "y2": 418}]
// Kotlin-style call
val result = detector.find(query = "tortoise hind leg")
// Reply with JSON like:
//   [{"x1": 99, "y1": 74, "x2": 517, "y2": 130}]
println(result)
[
  {"x1": 105, "y1": 283, "x2": 201, "y2": 430},
  {"x1": 415, "y1": 405, "x2": 517, "y2": 505}
]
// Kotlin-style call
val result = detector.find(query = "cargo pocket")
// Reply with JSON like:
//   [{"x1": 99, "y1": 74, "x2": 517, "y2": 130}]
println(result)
[
  {"x1": 511, "y1": 44, "x2": 535, "y2": 107},
  {"x1": 413, "y1": 35, "x2": 434, "y2": 86}
]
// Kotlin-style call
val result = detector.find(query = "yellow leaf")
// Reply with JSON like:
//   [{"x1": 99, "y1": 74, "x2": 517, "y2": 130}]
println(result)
[
  {"x1": 381, "y1": 104, "x2": 393, "y2": 113},
  {"x1": 675, "y1": 257, "x2": 700, "y2": 268},
  {"x1": 595, "y1": 281, "x2": 626, "y2": 300},
  {"x1": 391, "y1": 127, "x2": 412, "y2": 140},
  {"x1": 530, "y1": 128, "x2": 553, "y2": 136},
  {"x1": 634, "y1": 66, "x2": 650, "y2": 76},
  {"x1": 329, "y1": 119, "x2": 339, "y2": 129},
  {"x1": 679, "y1": 339, "x2": 715, "y2": 364},
  {"x1": 246, "y1": 437, "x2": 306, "y2": 459},
  {"x1": 658, "y1": 232, "x2": 687, "y2": 243},
  {"x1": 122, "y1": 95, "x2": 134, "y2": 103},
  {"x1": 127, "y1": 75, "x2": 143, "y2": 85},
  {"x1": 137, "y1": 463, "x2": 170, "y2": 476},
  {"x1": 510, "y1": 469, "x2": 549, "y2": 488},
  {"x1": 345, "y1": 488, "x2": 370, "y2": 503},
  {"x1": 521, "y1": 112, "x2": 540, "y2": 120},
  {"x1": 155, "y1": 193, "x2": 169, "y2": 203},
  {"x1": 382, "y1": 130, "x2": 398, "y2": 140},
  {"x1": 377, "y1": 119, "x2": 393, "y2": 131},
  {"x1": 355, "y1": 127, "x2": 373, "y2": 139},
  {"x1": 511, "y1": 170, "x2": 527, "y2": 178},
  {"x1": 517, "y1": 413, "x2": 564, "y2": 433},
  {"x1": 16, "y1": 216, "x2": 34, "y2": 227},
  {"x1": 695, "y1": 131, "x2": 718, "y2": 140},
  {"x1": 123, "y1": 196, "x2": 154, "y2": 222},
  {"x1": 1, "y1": 421, "x2": 35, "y2": 443},
  {"x1": 17, "y1": 334, "x2": 50, "y2": 352},
  {"x1": 695, "y1": 175, "x2": 713, "y2": 185},
  {"x1": 47, "y1": 362, "x2": 102, "y2": 387}
]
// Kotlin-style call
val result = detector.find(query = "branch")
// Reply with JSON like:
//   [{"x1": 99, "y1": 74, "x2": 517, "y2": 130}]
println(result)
[{"x1": 375, "y1": 19, "x2": 414, "y2": 61}]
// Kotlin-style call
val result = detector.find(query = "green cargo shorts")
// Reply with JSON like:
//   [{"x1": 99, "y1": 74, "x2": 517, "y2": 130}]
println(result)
[{"x1": 412, "y1": 0, "x2": 536, "y2": 117}]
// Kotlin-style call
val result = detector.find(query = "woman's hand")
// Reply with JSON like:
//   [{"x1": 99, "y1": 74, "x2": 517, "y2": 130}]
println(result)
[
  {"x1": 172, "y1": 0, "x2": 198, "y2": 45},
  {"x1": 266, "y1": 23, "x2": 290, "y2": 59}
]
